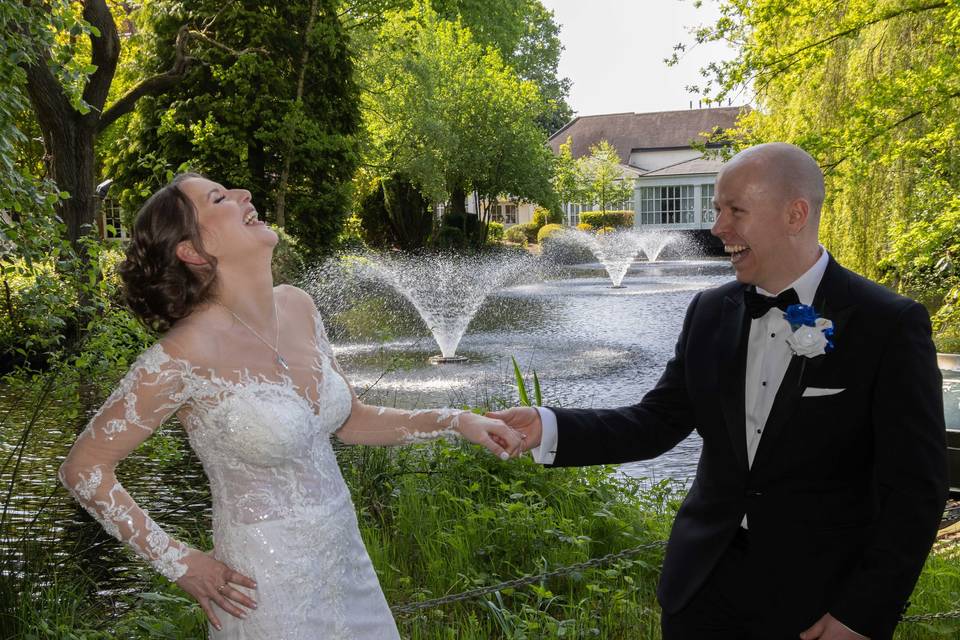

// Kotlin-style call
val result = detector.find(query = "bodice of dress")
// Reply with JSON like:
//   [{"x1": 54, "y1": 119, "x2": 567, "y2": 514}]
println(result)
[{"x1": 58, "y1": 310, "x2": 355, "y2": 582}]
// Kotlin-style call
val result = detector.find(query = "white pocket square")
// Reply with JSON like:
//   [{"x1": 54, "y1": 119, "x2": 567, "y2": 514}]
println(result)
[{"x1": 802, "y1": 387, "x2": 845, "y2": 397}]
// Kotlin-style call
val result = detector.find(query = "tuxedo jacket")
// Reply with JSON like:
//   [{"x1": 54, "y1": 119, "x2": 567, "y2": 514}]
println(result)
[{"x1": 548, "y1": 257, "x2": 948, "y2": 637}]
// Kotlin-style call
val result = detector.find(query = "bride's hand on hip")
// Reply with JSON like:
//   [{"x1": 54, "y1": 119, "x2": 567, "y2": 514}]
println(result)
[
  {"x1": 176, "y1": 548, "x2": 258, "y2": 631},
  {"x1": 455, "y1": 412, "x2": 524, "y2": 459}
]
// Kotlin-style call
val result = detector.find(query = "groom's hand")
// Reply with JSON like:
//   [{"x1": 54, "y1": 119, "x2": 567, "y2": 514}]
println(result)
[
  {"x1": 799, "y1": 613, "x2": 869, "y2": 640},
  {"x1": 485, "y1": 407, "x2": 542, "y2": 452}
]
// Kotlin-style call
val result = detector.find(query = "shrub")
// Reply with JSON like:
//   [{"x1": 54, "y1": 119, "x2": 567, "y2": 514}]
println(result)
[
  {"x1": 505, "y1": 222, "x2": 538, "y2": 244},
  {"x1": 271, "y1": 225, "x2": 307, "y2": 285},
  {"x1": 537, "y1": 223, "x2": 565, "y2": 244},
  {"x1": 577, "y1": 222, "x2": 593, "y2": 232},
  {"x1": 532, "y1": 206, "x2": 561, "y2": 229},
  {"x1": 933, "y1": 284, "x2": 960, "y2": 353},
  {"x1": 580, "y1": 210, "x2": 634, "y2": 229},
  {"x1": 0, "y1": 258, "x2": 76, "y2": 365},
  {"x1": 596, "y1": 226, "x2": 616, "y2": 235},
  {"x1": 486, "y1": 221, "x2": 504, "y2": 244},
  {"x1": 433, "y1": 225, "x2": 468, "y2": 249},
  {"x1": 335, "y1": 212, "x2": 367, "y2": 252}
]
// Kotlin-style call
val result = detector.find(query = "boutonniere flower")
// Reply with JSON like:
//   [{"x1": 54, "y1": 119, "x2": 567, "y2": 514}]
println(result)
[{"x1": 783, "y1": 303, "x2": 834, "y2": 358}]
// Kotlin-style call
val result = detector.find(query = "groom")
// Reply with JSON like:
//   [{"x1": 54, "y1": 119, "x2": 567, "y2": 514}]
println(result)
[{"x1": 490, "y1": 143, "x2": 948, "y2": 639}]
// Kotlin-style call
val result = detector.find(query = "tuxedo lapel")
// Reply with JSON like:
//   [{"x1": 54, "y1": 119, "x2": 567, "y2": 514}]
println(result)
[
  {"x1": 718, "y1": 288, "x2": 751, "y2": 473},
  {"x1": 749, "y1": 257, "x2": 855, "y2": 478}
]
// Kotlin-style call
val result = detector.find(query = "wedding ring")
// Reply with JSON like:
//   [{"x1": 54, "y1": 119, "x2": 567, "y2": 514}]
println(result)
[{"x1": 217, "y1": 583, "x2": 227, "y2": 593}]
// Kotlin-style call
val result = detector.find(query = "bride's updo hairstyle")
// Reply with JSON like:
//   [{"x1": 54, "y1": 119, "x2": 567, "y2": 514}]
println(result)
[{"x1": 117, "y1": 173, "x2": 218, "y2": 332}]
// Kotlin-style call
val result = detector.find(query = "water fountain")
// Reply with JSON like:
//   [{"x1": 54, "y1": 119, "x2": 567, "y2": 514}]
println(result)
[
  {"x1": 635, "y1": 230, "x2": 680, "y2": 262},
  {"x1": 343, "y1": 251, "x2": 539, "y2": 363},
  {"x1": 542, "y1": 228, "x2": 681, "y2": 287}
]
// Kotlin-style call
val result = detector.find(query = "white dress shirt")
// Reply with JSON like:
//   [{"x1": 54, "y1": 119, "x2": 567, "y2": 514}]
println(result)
[{"x1": 532, "y1": 247, "x2": 830, "y2": 477}]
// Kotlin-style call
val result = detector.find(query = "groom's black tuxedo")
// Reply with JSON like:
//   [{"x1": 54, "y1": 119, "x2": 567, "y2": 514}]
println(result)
[{"x1": 548, "y1": 257, "x2": 948, "y2": 638}]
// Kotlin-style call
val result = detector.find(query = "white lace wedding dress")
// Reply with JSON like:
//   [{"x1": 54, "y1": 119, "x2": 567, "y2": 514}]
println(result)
[{"x1": 59, "y1": 307, "x2": 414, "y2": 639}]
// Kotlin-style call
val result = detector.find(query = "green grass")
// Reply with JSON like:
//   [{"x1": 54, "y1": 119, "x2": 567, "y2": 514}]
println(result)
[{"x1": 340, "y1": 442, "x2": 678, "y2": 639}]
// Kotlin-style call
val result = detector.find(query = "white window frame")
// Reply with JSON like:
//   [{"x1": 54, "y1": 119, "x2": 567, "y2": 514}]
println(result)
[{"x1": 633, "y1": 175, "x2": 718, "y2": 230}]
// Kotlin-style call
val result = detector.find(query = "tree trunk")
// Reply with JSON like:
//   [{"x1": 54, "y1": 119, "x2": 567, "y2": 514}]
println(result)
[
  {"x1": 47, "y1": 123, "x2": 97, "y2": 245},
  {"x1": 275, "y1": 0, "x2": 319, "y2": 228}
]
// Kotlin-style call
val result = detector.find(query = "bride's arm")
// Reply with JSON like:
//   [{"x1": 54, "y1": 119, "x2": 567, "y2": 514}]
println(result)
[
  {"x1": 291, "y1": 287, "x2": 522, "y2": 457},
  {"x1": 58, "y1": 342, "x2": 256, "y2": 630}
]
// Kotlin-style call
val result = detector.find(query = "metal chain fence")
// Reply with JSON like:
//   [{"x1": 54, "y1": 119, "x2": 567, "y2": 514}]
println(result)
[{"x1": 392, "y1": 533, "x2": 960, "y2": 624}]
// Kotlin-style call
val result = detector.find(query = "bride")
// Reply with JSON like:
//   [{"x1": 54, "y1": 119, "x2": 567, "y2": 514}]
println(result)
[{"x1": 58, "y1": 173, "x2": 522, "y2": 639}]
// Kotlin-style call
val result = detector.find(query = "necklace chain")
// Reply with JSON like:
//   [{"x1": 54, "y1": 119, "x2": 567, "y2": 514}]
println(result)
[{"x1": 217, "y1": 298, "x2": 289, "y2": 370}]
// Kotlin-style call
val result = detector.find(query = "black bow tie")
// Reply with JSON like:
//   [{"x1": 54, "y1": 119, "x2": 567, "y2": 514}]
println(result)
[{"x1": 744, "y1": 288, "x2": 800, "y2": 319}]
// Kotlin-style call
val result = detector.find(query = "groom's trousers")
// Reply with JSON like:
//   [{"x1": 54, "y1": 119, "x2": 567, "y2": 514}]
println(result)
[{"x1": 659, "y1": 527, "x2": 891, "y2": 640}]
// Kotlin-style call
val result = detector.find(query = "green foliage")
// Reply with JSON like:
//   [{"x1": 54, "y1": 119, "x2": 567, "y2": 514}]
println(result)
[
  {"x1": 531, "y1": 206, "x2": 560, "y2": 229},
  {"x1": 433, "y1": 225, "x2": 469, "y2": 250},
  {"x1": 552, "y1": 136, "x2": 582, "y2": 208},
  {"x1": 346, "y1": 442, "x2": 679, "y2": 639},
  {"x1": 358, "y1": 174, "x2": 435, "y2": 250},
  {"x1": 688, "y1": 0, "x2": 960, "y2": 336},
  {"x1": 271, "y1": 225, "x2": 307, "y2": 286},
  {"x1": 579, "y1": 211, "x2": 634, "y2": 229},
  {"x1": 503, "y1": 224, "x2": 528, "y2": 245},
  {"x1": 431, "y1": 0, "x2": 572, "y2": 133},
  {"x1": 932, "y1": 284, "x2": 960, "y2": 353},
  {"x1": 107, "y1": 0, "x2": 360, "y2": 260},
  {"x1": 335, "y1": 212, "x2": 368, "y2": 252},
  {"x1": 511, "y1": 355, "x2": 542, "y2": 406},
  {"x1": 0, "y1": 2, "x2": 63, "y2": 216},
  {"x1": 504, "y1": 222, "x2": 538, "y2": 245},
  {"x1": 536, "y1": 223, "x2": 565, "y2": 245},
  {"x1": 359, "y1": 1, "x2": 556, "y2": 237},
  {"x1": 486, "y1": 221, "x2": 505, "y2": 245},
  {"x1": 577, "y1": 140, "x2": 634, "y2": 214}
]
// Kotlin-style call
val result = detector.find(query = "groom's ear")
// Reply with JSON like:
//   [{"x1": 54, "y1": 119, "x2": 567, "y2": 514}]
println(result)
[{"x1": 785, "y1": 197, "x2": 811, "y2": 235}]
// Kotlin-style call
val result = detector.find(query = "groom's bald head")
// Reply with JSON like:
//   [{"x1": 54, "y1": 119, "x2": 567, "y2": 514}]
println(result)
[{"x1": 724, "y1": 142, "x2": 825, "y2": 222}]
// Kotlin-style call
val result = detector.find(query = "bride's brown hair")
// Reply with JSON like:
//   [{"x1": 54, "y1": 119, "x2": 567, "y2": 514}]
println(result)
[{"x1": 117, "y1": 173, "x2": 219, "y2": 332}]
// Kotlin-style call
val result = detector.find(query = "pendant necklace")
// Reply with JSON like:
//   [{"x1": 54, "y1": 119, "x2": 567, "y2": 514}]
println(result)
[{"x1": 218, "y1": 298, "x2": 289, "y2": 370}]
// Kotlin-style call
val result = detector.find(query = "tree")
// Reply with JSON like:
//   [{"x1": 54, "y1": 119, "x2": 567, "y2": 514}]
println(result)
[
  {"x1": 432, "y1": 0, "x2": 572, "y2": 133},
  {"x1": 578, "y1": 140, "x2": 633, "y2": 214},
  {"x1": 11, "y1": 1, "x2": 222, "y2": 248},
  {"x1": 0, "y1": 1, "x2": 59, "y2": 220},
  {"x1": 684, "y1": 0, "x2": 960, "y2": 321},
  {"x1": 552, "y1": 135, "x2": 582, "y2": 210},
  {"x1": 360, "y1": 2, "x2": 555, "y2": 246},
  {"x1": 106, "y1": 0, "x2": 360, "y2": 260}
]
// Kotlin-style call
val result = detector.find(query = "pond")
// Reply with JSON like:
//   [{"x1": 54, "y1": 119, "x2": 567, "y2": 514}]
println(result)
[
  {"x1": 5, "y1": 253, "x2": 958, "y2": 594},
  {"x1": 323, "y1": 257, "x2": 736, "y2": 483}
]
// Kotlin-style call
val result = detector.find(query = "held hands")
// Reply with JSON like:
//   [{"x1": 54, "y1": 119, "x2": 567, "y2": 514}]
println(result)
[
  {"x1": 484, "y1": 407, "x2": 543, "y2": 453},
  {"x1": 176, "y1": 549, "x2": 258, "y2": 631},
  {"x1": 800, "y1": 614, "x2": 869, "y2": 640},
  {"x1": 454, "y1": 412, "x2": 525, "y2": 459}
]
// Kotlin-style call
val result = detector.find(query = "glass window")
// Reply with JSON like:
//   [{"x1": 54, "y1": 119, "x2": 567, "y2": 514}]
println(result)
[
  {"x1": 102, "y1": 198, "x2": 126, "y2": 240},
  {"x1": 638, "y1": 185, "x2": 695, "y2": 225},
  {"x1": 563, "y1": 202, "x2": 582, "y2": 226},
  {"x1": 502, "y1": 204, "x2": 518, "y2": 225},
  {"x1": 700, "y1": 183, "x2": 716, "y2": 223}
]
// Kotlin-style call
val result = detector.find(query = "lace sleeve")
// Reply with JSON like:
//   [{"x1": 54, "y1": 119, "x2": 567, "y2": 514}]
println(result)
[
  {"x1": 58, "y1": 343, "x2": 193, "y2": 581},
  {"x1": 309, "y1": 304, "x2": 466, "y2": 445}
]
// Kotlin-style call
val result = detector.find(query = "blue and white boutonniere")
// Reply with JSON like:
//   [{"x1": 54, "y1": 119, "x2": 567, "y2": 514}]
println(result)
[{"x1": 783, "y1": 304, "x2": 834, "y2": 358}]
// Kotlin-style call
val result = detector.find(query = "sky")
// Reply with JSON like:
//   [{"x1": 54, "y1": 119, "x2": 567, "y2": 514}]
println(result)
[{"x1": 539, "y1": 0, "x2": 739, "y2": 117}]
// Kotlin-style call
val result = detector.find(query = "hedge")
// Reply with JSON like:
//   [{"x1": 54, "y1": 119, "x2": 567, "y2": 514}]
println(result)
[{"x1": 579, "y1": 210, "x2": 634, "y2": 229}]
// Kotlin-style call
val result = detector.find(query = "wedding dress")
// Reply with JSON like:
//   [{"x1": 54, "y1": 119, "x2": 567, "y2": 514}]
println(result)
[{"x1": 58, "y1": 307, "x2": 415, "y2": 639}]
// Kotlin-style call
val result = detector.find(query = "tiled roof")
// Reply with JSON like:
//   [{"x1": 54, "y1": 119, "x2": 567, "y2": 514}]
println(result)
[{"x1": 548, "y1": 106, "x2": 748, "y2": 164}]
